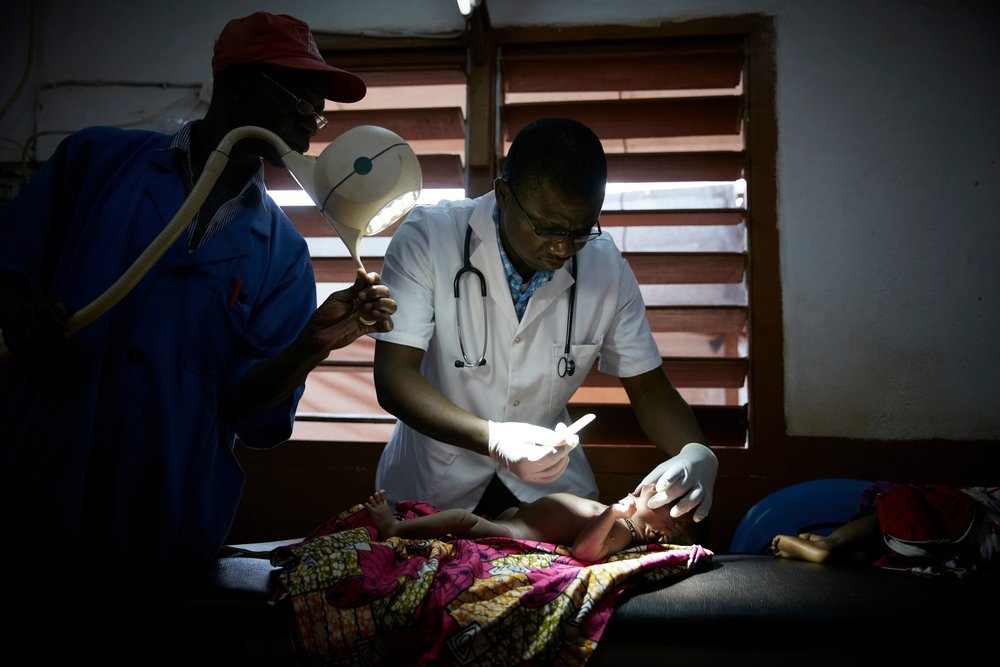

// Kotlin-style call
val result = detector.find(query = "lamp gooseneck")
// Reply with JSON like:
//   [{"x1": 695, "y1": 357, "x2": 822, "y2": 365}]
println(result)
[
  {"x1": 0, "y1": 124, "x2": 422, "y2": 360},
  {"x1": 0, "y1": 125, "x2": 283, "y2": 360}
]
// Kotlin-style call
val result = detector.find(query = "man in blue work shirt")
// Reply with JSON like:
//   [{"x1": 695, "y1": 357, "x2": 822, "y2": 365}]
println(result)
[{"x1": 0, "y1": 12, "x2": 395, "y2": 609}]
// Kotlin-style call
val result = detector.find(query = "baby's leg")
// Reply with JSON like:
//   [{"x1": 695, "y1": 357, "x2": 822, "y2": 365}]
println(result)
[
  {"x1": 364, "y1": 490, "x2": 515, "y2": 540},
  {"x1": 772, "y1": 513, "x2": 883, "y2": 564},
  {"x1": 771, "y1": 534, "x2": 837, "y2": 563},
  {"x1": 365, "y1": 490, "x2": 402, "y2": 537}
]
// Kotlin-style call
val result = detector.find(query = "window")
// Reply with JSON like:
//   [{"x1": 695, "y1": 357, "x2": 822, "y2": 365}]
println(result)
[
  {"x1": 271, "y1": 17, "x2": 777, "y2": 451},
  {"x1": 497, "y1": 39, "x2": 749, "y2": 448},
  {"x1": 265, "y1": 45, "x2": 469, "y2": 442}
]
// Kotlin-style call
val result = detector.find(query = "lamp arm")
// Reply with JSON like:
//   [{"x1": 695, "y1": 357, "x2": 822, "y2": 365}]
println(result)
[{"x1": 0, "y1": 126, "x2": 291, "y2": 361}]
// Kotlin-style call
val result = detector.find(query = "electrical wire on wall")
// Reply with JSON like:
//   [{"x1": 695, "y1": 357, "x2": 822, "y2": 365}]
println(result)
[
  {"x1": 0, "y1": 8, "x2": 465, "y2": 204},
  {"x1": 0, "y1": 0, "x2": 36, "y2": 123},
  {"x1": 0, "y1": 0, "x2": 38, "y2": 196}
]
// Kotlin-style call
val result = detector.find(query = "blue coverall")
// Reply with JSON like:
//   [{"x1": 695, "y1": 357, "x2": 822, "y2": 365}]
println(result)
[{"x1": 0, "y1": 125, "x2": 316, "y2": 603}]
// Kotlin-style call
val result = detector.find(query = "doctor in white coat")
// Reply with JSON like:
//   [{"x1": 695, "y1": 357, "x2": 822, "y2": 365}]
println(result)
[{"x1": 372, "y1": 118, "x2": 717, "y2": 521}]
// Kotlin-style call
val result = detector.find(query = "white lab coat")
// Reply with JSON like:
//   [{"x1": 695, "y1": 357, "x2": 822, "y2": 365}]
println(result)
[{"x1": 372, "y1": 192, "x2": 662, "y2": 510}]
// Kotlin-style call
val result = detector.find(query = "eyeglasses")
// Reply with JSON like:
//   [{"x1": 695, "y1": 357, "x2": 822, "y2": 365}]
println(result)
[
  {"x1": 260, "y1": 72, "x2": 328, "y2": 130},
  {"x1": 504, "y1": 180, "x2": 602, "y2": 246}
]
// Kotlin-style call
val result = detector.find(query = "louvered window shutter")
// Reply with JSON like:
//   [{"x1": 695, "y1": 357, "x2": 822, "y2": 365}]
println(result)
[
  {"x1": 276, "y1": 36, "x2": 753, "y2": 448},
  {"x1": 266, "y1": 48, "x2": 469, "y2": 442},
  {"x1": 499, "y1": 39, "x2": 749, "y2": 447}
]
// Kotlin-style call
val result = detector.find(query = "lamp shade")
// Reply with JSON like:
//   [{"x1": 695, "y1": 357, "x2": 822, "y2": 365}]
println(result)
[{"x1": 283, "y1": 125, "x2": 422, "y2": 270}]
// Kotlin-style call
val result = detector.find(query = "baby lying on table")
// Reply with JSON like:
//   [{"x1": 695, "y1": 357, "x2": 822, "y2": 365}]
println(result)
[{"x1": 365, "y1": 483, "x2": 697, "y2": 562}]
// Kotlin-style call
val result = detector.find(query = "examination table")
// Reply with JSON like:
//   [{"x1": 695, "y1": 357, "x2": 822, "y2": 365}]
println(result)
[{"x1": 132, "y1": 551, "x2": 994, "y2": 665}]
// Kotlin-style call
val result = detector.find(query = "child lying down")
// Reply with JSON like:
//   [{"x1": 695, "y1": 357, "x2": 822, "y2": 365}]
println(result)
[
  {"x1": 365, "y1": 483, "x2": 697, "y2": 562},
  {"x1": 771, "y1": 482, "x2": 1000, "y2": 577}
]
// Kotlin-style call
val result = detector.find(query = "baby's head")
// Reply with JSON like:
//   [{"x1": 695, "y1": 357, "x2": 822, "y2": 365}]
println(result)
[{"x1": 621, "y1": 484, "x2": 698, "y2": 546}]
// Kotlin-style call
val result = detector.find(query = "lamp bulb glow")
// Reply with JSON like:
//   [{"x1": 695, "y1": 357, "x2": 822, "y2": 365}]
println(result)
[{"x1": 367, "y1": 189, "x2": 421, "y2": 234}]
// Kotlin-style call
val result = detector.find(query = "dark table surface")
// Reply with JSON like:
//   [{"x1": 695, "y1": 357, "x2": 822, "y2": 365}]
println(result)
[{"x1": 132, "y1": 552, "x2": 996, "y2": 664}]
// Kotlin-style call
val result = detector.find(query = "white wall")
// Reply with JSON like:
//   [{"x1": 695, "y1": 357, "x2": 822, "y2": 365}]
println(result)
[{"x1": 2, "y1": 0, "x2": 997, "y2": 440}]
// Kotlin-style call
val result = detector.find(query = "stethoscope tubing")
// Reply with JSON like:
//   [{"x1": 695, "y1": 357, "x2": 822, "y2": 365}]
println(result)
[
  {"x1": 454, "y1": 225, "x2": 488, "y2": 367},
  {"x1": 453, "y1": 224, "x2": 576, "y2": 376}
]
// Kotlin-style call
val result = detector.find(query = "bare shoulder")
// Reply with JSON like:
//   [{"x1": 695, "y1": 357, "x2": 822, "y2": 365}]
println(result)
[
  {"x1": 513, "y1": 493, "x2": 609, "y2": 544},
  {"x1": 532, "y1": 493, "x2": 607, "y2": 519}
]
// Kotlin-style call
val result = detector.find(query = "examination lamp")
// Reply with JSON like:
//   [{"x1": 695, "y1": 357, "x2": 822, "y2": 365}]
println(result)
[
  {"x1": 283, "y1": 124, "x2": 422, "y2": 271},
  {"x1": 0, "y1": 124, "x2": 422, "y2": 360}
]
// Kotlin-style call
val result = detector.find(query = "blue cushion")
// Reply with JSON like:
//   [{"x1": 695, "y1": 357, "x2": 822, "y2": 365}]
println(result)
[{"x1": 729, "y1": 478, "x2": 873, "y2": 554}]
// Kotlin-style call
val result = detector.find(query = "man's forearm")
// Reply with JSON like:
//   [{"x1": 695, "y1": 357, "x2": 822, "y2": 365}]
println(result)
[
  {"x1": 239, "y1": 336, "x2": 327, "y2": 417},
  {"x1": 375, "y1": 363, "x2": 489, "y2": 454},
  {"x1": 623, "y1": 368, "x2": 707, "y2": 458}
]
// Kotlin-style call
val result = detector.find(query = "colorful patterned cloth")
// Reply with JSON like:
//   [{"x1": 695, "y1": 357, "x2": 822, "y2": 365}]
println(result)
[{"x1": 271, "y1": 501, "x2": 713, "y2": 666}]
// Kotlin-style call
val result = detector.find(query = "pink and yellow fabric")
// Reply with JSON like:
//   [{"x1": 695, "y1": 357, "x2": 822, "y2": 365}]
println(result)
[{"x1": 271, "y1": 500, "x2": 713, "y2": 666}]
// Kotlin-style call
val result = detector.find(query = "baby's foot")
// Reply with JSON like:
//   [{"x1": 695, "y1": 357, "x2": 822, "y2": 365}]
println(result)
[
  {"x1": 364, "y1": 489, "x2": 399, "y2": 538},
  {"x1": 771, "y1": 534, "x2": 834, "y2": 563}
]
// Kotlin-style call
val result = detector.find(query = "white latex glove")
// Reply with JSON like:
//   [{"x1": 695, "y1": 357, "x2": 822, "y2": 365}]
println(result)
[
  {"x1": 638, "y1": 443, "x2": 718, "y2": 522},
  {"x1": 487, "y1": 420, "x2": 578, "y2": 483}
]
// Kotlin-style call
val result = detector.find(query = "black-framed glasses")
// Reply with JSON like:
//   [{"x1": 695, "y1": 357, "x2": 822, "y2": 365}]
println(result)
[
  {"x1": 260, "y1": 72, "x2": 328, "y2": 130},
  {"x1": 504, "y1": 180, "x2": 602, "y2": 246}
]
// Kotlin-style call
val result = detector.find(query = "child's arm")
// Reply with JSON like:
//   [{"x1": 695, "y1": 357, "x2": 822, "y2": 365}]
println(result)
[{"x1": 570, "y1": 498, "x2": 636, "y2": 561}]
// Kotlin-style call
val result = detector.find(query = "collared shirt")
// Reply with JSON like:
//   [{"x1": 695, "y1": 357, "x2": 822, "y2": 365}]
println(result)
[
  {"x1": 493, "y1": 204, "x2": 553, "y2": 321},
  {"x1": 166, "y1": 122, "x2": 267, "y2": 251}
]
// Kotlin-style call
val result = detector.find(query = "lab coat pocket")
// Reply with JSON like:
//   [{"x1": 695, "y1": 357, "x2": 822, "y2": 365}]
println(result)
[
  {"x1": 548, "y1": 342, "x2": 601, "y2": 414},
  {"x1": 409, "y1": 439, "x2": 476, "y2": 507},
  {"x1": 184, "y1": 277, "x2": 252, "y2": 383}
]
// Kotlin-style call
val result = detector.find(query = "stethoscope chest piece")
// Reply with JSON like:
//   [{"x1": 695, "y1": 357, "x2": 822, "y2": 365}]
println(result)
[{"x1": 557, "y1": 354, "x2": 575, "y2": 377}]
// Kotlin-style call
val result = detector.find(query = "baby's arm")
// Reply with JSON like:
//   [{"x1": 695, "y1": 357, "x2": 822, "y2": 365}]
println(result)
[{"x1": 570, "y1": 499, "x2": 635, "y2": 561}]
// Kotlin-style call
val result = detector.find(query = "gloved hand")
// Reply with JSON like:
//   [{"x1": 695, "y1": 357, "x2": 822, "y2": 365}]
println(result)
[
  {"x1": 487, "y1": 420, "x2": 578, "y2": 483},
  {"x1": 637, "y1": 443, "x2": 718, "y2": 522}
]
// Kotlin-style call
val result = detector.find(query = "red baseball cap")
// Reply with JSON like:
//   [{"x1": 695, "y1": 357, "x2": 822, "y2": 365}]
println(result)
[{"x1": 212, "y1": 12, "x2": 366, "y2": 103}]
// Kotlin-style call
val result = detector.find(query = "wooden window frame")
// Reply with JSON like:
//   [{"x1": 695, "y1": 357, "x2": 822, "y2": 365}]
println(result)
[
  {"x1": 239, "y1": 13, "x2": 789, "y2": 547},
  {"x1": 304, "y1": 14, "x2": 780, "y2": 450}
]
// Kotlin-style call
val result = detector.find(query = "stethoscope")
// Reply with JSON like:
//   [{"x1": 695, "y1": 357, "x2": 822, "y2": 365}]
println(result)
[{"x1": 453, "y1": 225, "x2": 578, "y2": 377}]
